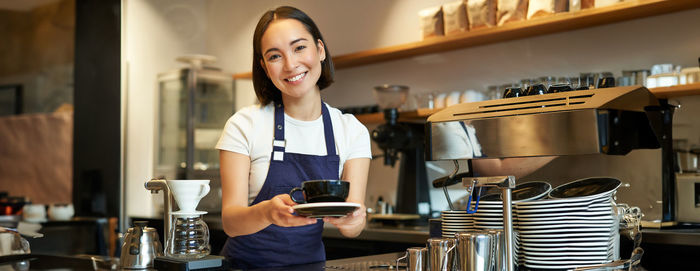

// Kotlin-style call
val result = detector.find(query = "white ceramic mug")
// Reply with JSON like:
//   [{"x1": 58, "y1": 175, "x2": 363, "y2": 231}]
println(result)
[
  {"x1": 167, "y1": 180, "x2": 210, "y2": 213},
  {"x1": 0, "y1": 232, "x2": 30, "y2": 256},
  {"x1": 48, "y1": 203, "x2": 74, "y2": 221},
  {"x1": 22, "y1": 204, "x2": 47, "y2": 223}
]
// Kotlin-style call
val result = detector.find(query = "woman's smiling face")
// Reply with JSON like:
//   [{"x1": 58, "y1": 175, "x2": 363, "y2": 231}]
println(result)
[{"x1": 260, "y1": 19, "x2": 325, "y2": 101}]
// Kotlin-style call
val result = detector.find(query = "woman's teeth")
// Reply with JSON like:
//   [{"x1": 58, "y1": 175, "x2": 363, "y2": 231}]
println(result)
[{"x1": 286, "y1": 72, "x2": 306, "y2": 82}]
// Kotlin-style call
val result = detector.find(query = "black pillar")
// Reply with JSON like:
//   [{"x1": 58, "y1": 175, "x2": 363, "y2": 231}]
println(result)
[{"x1": 73, "y1": 0, "x2": 121, "y2": 220}]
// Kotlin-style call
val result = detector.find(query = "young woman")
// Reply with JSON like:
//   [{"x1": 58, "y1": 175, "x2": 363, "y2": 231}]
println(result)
[{"x1": 215, "y1": 6, "x2": 371, "y2": 269}]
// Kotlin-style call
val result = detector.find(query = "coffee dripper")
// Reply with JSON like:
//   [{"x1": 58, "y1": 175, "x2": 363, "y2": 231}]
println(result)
[
  {"x1": 145, "y1": 178, "x2": 211, "y2": 260},
  {"x1": 167, "y1": 179, "x2": 211, "y2": 259}
]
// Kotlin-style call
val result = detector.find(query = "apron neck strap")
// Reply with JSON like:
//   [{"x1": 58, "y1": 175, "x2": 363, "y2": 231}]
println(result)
[
  {"x1": 273, "y1": 100, "x2": 337, "y2": 156},
  {"x1": 320, "y1": 101, "x2": 337, "y2": 156}
]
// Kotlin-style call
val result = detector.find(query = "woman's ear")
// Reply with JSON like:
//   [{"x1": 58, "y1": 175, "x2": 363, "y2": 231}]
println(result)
[{"x1": 317, "y1": 39, "x2": 326, "y2": 61}]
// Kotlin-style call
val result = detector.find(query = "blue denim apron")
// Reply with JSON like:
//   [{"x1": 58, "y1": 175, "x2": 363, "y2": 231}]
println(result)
[{"x1": 222, "y1": 102, "x2": 339, "y2": 269}]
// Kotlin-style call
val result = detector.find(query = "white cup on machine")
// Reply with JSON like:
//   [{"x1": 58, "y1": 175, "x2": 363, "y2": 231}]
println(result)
[
  {"x1": 22, "y1": 204, "x2": 47, "y2": 223},
  {"x1": 167, "y1": 180, "x2": 210, "y2": 213},
  {"x1": 48, "y1": 203, "x2": 74, "y2": 221}
]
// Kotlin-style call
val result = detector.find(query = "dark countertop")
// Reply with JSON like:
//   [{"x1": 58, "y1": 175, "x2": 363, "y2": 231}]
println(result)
[
  {"x1": 0, "y1": 252, "x2": 404, "y2": 271},
  {"x1": 325, "y1": 252, "x2": 403, "y2": 270},
  {"x1": 642, "y1": 227, "x2": 700, "y2": 246},
  {"x1": 322, "y1": 223, "x2": 430, "y2": 244},
  {"x1": 204, "y1": 214, "x2": 430, "y2": 244}
]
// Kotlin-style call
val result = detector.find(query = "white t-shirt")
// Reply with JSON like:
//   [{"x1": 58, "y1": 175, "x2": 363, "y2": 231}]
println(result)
[{"x1": 216, "y1": 103, "x2": 372, "y2": 204}]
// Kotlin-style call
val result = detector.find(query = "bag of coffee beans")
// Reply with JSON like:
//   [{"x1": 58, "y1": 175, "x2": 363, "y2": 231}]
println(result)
[
  {"x1": 443, "y1": 0, "x2": 469, "y2": 35},
  {"x1": 497, "y1": 0, "x2": 528, "y2": 26},
  {"x1": 467, "y1": 0, "x2": 497, "y2": 30},
  {"x1": 419, "y1": 5, "x2": 445, "y2": 39}
]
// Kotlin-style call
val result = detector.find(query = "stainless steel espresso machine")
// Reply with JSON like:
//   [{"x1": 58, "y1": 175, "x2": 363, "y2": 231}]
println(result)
[{"x1": 425, "y1": 85, "x2": 665, "y2": 271}]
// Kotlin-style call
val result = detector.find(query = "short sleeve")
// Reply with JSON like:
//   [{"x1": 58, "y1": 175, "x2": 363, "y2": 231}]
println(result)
[
  {"x1": 344, "y1": 115, "x2": 372, "y2": 160},
  {"x1": 215, "y1": 109, "x2": 254, "y2": 156}
]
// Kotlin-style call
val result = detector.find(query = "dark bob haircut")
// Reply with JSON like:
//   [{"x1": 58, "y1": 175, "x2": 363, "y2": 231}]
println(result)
[{"x1": 252, "y1": 6, "x2": 335, "y2": 106}]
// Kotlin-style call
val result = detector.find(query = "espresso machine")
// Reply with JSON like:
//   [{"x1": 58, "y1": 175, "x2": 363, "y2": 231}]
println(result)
[
  {"x1": 370, "y1": 85, "x2": 431, "y2": 219},
  {"x1": 425, "y1": 85, "x2": 665, "y2": 271}
]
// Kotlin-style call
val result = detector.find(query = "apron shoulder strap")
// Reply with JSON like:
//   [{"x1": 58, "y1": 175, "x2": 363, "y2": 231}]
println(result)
[
  {"x1": 272, "y1": 102, "x2": 285, "y2": 161},
  {"x1": 321, "y1": 102, "x2": 337, "y2": 157}
]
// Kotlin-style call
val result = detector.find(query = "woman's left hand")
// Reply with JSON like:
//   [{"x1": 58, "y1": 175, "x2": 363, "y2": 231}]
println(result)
[{"x1": 323, "y1": 205, "x2": 366, "y2": 238}]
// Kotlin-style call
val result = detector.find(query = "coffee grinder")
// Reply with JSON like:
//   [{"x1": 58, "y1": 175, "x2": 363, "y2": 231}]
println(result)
[
  {"x1": 370, "y1": 85, "x2": 431, "y2": 220},
  {"x1": 145, "y1": 178, "x2": 227, "y2": 270}
]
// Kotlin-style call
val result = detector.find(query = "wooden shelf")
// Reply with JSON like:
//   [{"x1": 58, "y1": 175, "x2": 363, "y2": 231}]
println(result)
[
  {"x1": 649, "y1": 82, "x2": 700, "y2": 99},
  {"x1": 355, "y1": 83, "x2": 700, "y2": 124},
  {"x1": 233, "y1": 0, "x2": 700, "y2": 79},
  {"x1": 355, "y1": 108, "x2": 439, "y2": 124}
]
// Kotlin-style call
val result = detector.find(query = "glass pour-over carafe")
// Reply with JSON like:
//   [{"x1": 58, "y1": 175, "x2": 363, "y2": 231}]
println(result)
[
  {"x1": 164, "y1": 179, "x2": 211, "y2": 259},
  {"x1": 166, "y1": 213, "x2": 210, "y2": 259}
]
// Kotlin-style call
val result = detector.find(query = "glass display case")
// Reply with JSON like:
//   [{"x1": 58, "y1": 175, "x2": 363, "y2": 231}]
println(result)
[{"x1": 154, "y1": 55, "x2": 235, "y2": 212}]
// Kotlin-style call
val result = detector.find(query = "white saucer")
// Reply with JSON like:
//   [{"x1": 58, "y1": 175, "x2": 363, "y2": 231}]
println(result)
[
  {"x1": 518, "y1": 227, "x2": 613, "y2": 233},
  {"x1": 519, "y1": 232, "x2": 614, "y2": 239},
  {"x1": 515, "y1": 203, "x2": 611, "y2": 213},
  {"x1": 520, "y1": 245, "x2": 611, "y2": 252},
  {"x1": 23, "y1": 217, "x2": 47, "y2": 223},
  {"x1": 517, "y1": 218, "x2": 614, "y2": 225},
  {"x1": 292, "y1": 202, "x2": 360, "y2": 218},
  {"x1": 515, "y1": 196, "x2": 611, "y2": 206},
  {"x1": 522, "y1": 250, "x2": 610, "y2": 257},
  {"x1": 172, "y1": 210, "x2": 208, "y2": 217}
]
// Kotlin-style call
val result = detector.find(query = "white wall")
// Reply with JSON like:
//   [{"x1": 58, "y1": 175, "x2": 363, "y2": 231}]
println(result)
[
  {"x1": 123, "y1": 0, "x2": 700, "y2": 218},
  {"x1": 123, "y1": 0, "x2": 209, "y2": 217}
]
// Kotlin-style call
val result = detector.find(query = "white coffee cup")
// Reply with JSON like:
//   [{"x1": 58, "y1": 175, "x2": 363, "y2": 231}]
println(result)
[
  {"x1": 167, "y1": 180, "x2": 210, "y2": 213},
  {"x1": 22, "y1": 204, "x2": 47, "y2": 223},
  {"x1": 48, "y1": 203, "x2": 74, "y2": 221}
]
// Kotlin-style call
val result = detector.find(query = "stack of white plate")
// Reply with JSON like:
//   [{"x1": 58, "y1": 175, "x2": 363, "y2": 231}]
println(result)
[
  {"x1": 472, "y1": 200, "x2": 511, "y2": 230},
  {"x1": 441, "y1": 210, "x2": 473, "y2": 238},
  {"x1": 515, "y1": 177, "x2": 621, "y2": 270},
  {"x1": 471, "y1": 181, "x2": 552, "y2": 230}
]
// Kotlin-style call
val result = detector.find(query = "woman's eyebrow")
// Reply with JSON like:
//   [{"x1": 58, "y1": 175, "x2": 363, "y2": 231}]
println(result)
[
  {"x1": 263, "y1": 38, "x2": 308, "y2": 56},
  {"x1": 264, "y1": 47, "x2": 280, "y2": 56},
  {"x1": 290, "y1": 38, "x2": 307, "y2": 45}
]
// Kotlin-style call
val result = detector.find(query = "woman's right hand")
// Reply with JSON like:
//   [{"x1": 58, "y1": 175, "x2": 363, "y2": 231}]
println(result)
[{"x1": 263, "y1": 194, "x2": 317, "y2": 227}]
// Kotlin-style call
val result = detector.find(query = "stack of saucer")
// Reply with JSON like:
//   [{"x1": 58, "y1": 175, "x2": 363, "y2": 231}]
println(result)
[
  {"x1": 441, "y1": 210, "x2": 473, "y2": 238},
  {"x1": 515, "y1": 177, "x2": 621, "y2": 270},
  {"x1": 472, "y1": 182, "x2": 551, "y2": 230},
  {"x1": 471, "y1": 181, "x2": 552, "y2": 264},
  {"x1": 472, "y1": 200, "x2": 510, "y2": 230}
]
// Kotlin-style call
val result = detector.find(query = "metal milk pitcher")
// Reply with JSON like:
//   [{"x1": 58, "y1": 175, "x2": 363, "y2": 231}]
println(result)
[
  {"x1": 428, "y1": 237, "x2": 456, "y2": 271},
  {"x1": 455, "y1": 231, "x2": 495, "y2": 271},
  {"x1": 396, "y1": 247, "x2": 428, "y2": 271}
]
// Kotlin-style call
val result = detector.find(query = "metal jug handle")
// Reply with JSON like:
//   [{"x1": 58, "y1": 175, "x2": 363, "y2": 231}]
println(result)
[
  {"x1": 129, "y1": 221, "x2": 148, "y2": 255},
  {"x1": 396, "y1": 251, "x2": 407, "y2": 270},
  {"x1": 442, "y1": 243, "x2": 456, "y2": 271}
]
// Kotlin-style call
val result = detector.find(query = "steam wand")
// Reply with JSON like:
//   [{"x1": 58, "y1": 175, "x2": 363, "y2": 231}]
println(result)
[{"x1": 442, "y1": 160, "x2": 459, "y2": 211}]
